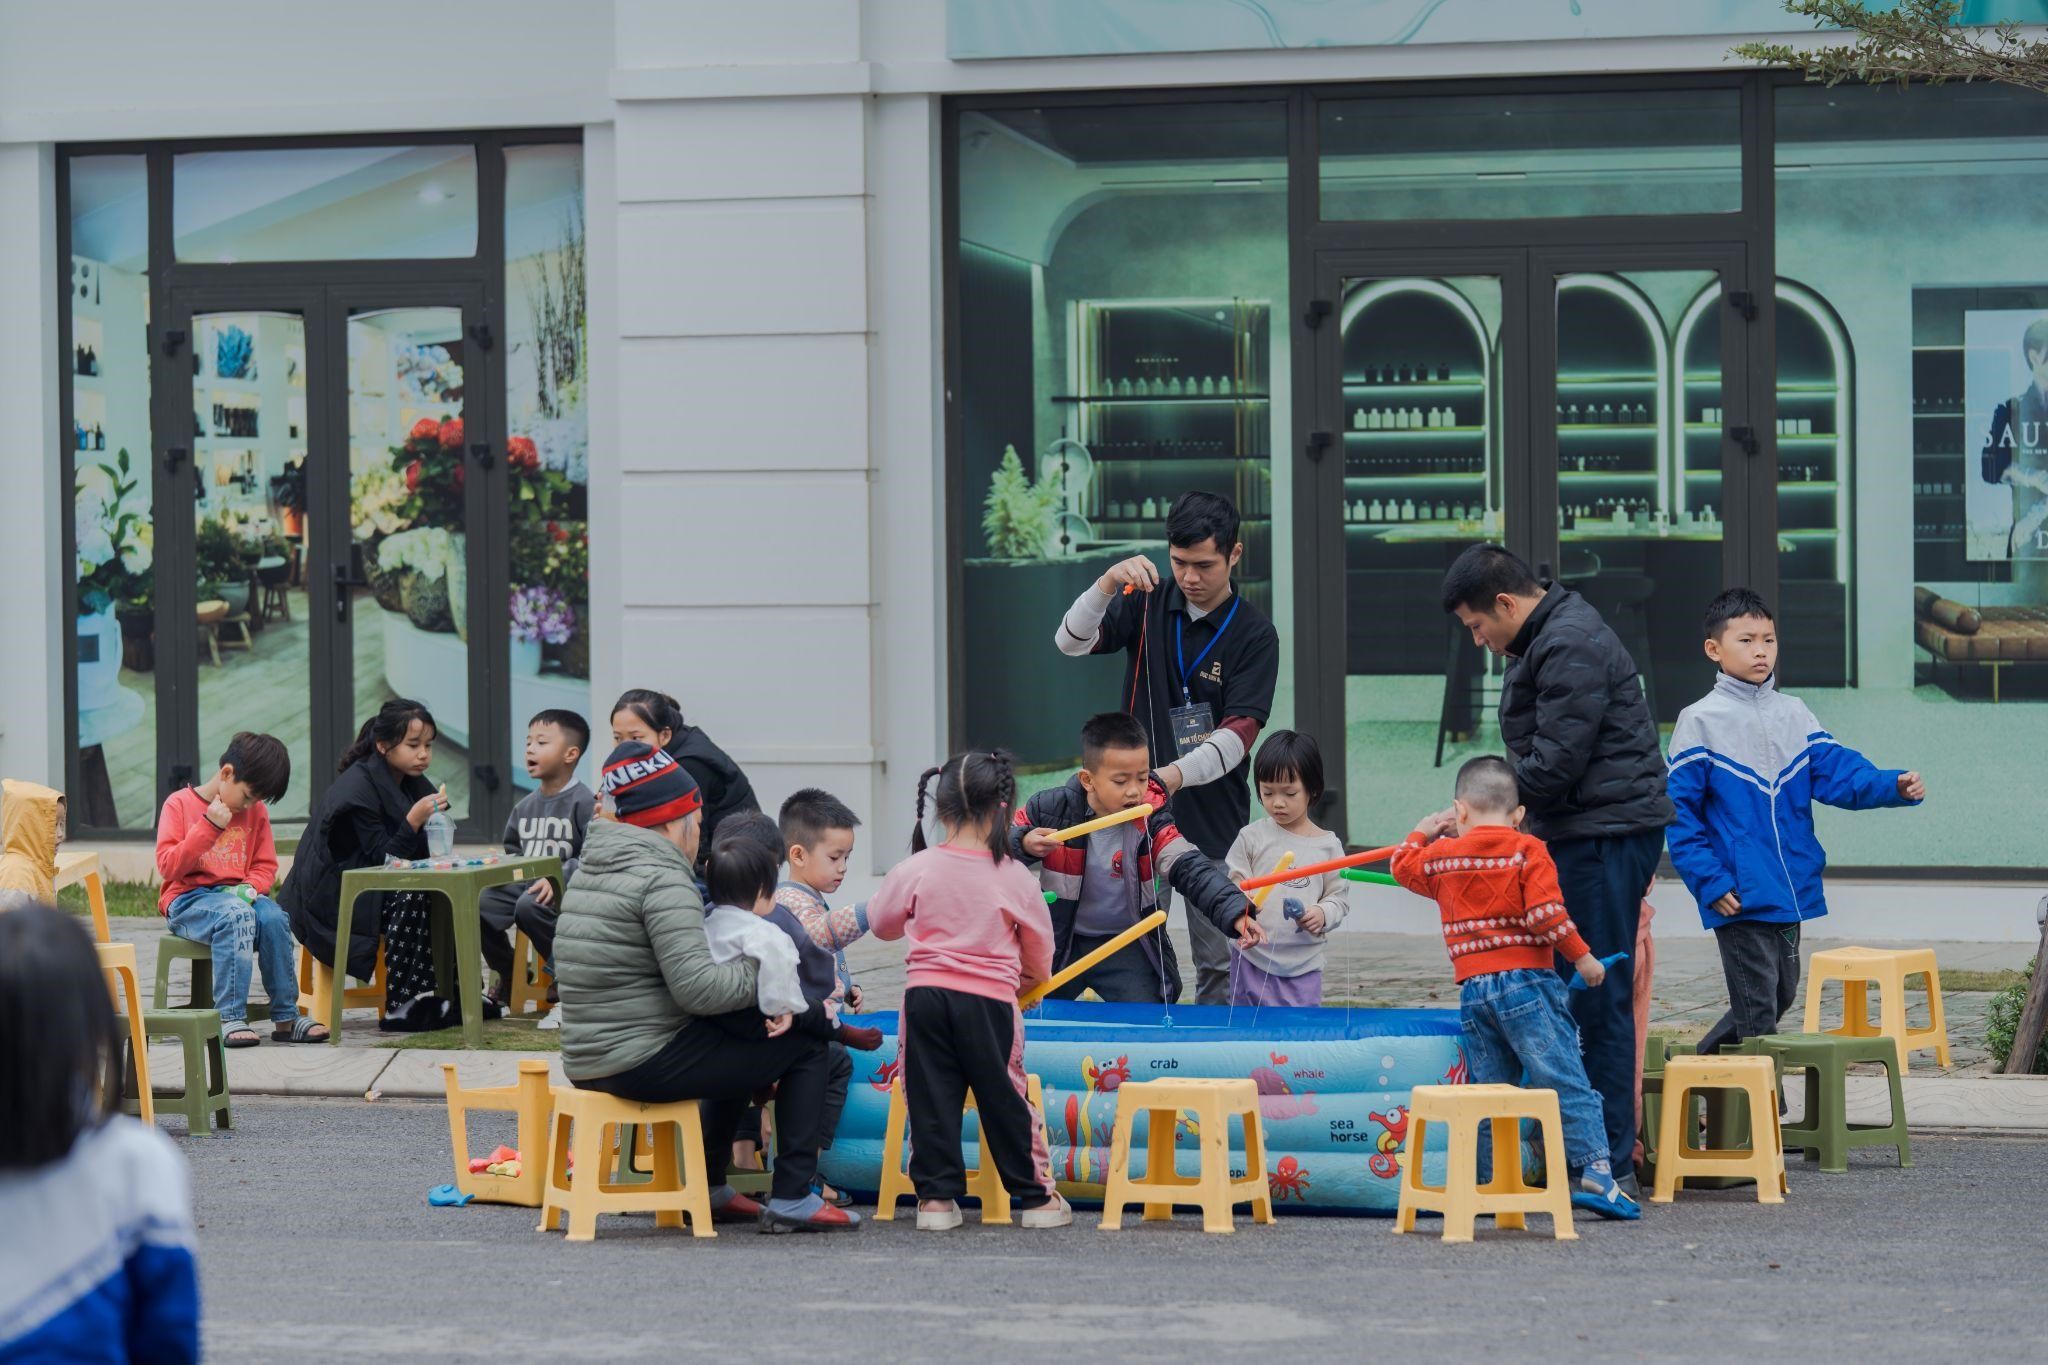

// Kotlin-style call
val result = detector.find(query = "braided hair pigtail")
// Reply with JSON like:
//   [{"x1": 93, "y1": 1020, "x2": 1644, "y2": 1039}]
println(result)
[
  {"x1": 981, "y1": 749, "x2": 1018, "y2": 861},
  {"x1": 909, "y1": 764, "x2": 944, "y2": 852}
]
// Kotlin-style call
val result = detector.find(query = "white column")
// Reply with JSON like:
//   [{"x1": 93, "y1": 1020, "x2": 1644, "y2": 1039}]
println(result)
[{"x1": 0, "y1": 142, "x2": 63, "y2": 789}]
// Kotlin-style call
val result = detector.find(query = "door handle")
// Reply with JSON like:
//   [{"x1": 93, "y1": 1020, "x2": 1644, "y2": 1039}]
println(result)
[
  {"x1": 1727, "y1": 425, "x2": 1760, "y2": 457},
  {"x1": 1306, "y1": 430, "x2": 1332, "y2": 462},
  {"x1": 332, "y1": 561, "x2": 371, "y2": 624}
]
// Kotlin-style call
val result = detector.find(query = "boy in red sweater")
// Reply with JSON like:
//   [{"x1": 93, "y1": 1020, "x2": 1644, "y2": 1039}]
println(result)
[
  {"x1": 155, "y1": 733, "x2": 324, "y2": 1046},
  {"x1": 1391, "y1": 755, "x2": 1638, "y2": 1221}
]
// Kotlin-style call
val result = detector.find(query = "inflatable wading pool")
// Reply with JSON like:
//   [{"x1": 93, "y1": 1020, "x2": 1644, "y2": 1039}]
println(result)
[{"x1": 819, "y1": 1000, "x2": 1470, "y2": 1215}]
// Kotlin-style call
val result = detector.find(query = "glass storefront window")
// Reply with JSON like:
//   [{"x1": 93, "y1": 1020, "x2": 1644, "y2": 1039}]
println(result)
[
  {"x1": 504, "y1": 143, "x2": 591, "y2": 788},
  {"x1": 1320, "y1": 88, "x2": 1741, "y2": 221},
  {"x1": 955, "y1": 101, "x2": 1290, "y2": 797},
  {"x1": 173, "y1": 146, "x2": 478, "y2": 262},
  {"x1": 68, "y1": 154, "x2": 154, "y2": 831},
  {"x1": 1776, "y1": 81, "x2": 2048, "y2": 867}
]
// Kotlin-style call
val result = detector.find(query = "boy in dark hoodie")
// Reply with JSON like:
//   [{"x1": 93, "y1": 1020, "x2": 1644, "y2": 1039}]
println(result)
[{"x1": 1011, "y1": 712, "x2": 1263, "y2": 1004}]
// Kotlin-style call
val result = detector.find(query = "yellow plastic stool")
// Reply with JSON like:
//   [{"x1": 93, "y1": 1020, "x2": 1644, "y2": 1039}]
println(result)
[
  {"x1": 298, "y1": 942, "x2": 387, "y2": 1026},
  {"x1": 1802, "y1": 946, "x2": 1952, "y2": 1069},
  {"x1": 538, "y1": 1088, "x2": 716, "y2": 1242},
  {"x1": 506, "y1": 930, "x2": 553, "y2": 1018},
  {"x1": 442, "y1": 1060, "x2": 554, "y2": 1207},
  {"x1": 1651, "y1": 1055, "x2": 1787, "y2": 1204},
  {"x1": 874, "y1": 1073, "x2": 1050, "y2": 1223},
  {"x1": 1394, "y1": 1084, "x2": 1576, "y2": 1244},
  {"x1": 1099, "y1": 1078, "x2": 1274, "y2": 1234},
  {"x1": 98, "y1": 941, "x2": 152, "y2": 1127},
  {"x1": 58, "y1": 850, "x2": 111, "y2": 943}
]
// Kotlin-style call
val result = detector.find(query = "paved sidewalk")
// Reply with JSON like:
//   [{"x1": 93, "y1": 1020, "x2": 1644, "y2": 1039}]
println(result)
[{"x1": 106, "y1": 911, "x2": 2047, "y2": 1123}]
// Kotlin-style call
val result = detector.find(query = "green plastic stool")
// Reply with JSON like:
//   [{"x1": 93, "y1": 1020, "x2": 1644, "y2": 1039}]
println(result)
[
  {"x1": 154, "y1": 936, "x2": 214, "y2": 1010},
  {"x1": 121, "y1": 1009, "x2": 232, "y2": 1136},
  {"x1": 1745, "y1": 1033, "x2": 1910, "y2": 1172}
]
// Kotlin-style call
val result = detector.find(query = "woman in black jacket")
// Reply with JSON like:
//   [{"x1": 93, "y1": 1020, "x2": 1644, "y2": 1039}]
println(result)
[
  {"x1": 607, "y1": 689, "x2": 758, "y2": 853},
  {"x1": 279, "y1": 699, "x2": 476, "y2": 1032}
]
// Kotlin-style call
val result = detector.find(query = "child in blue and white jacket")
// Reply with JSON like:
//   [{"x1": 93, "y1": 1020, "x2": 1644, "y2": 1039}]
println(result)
[{"x1": 1666, "y1": 589, "x2": 1925, "y2": 1055}]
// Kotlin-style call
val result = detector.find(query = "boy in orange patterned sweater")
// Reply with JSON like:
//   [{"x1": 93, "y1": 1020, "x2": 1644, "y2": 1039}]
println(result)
[
  {"x1": 155, "y1": 732, "x2": 326, "y2": 1046},
  {"x1": 1391, "y1": 755, "x2": 1638, "y2": 1221}
]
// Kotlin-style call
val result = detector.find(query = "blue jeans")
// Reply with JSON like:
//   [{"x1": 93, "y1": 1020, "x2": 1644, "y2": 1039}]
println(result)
[
  {"x1": 166, "y1": 887, "x2": 300, "y2": 1026},
  {"x1": 1458, "y1": 968, "x2": 1610, "y2": 1176}
]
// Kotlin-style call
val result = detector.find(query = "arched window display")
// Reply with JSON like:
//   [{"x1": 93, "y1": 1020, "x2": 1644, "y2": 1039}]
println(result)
[{"x1": 1675, "y1": 277, "x2": 1855, "y2": 687}]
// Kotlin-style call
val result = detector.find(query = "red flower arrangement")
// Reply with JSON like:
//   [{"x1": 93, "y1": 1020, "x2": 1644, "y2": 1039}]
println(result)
[
  {"x1": 409, "y1": 417, "x2": 440, "y2": 441},
  {"x1": 438, "y1": 416, "x2": 464, "y2": 450},
  {"x1": 507, "y1": 435, "x2": 541, "y2": 472}
]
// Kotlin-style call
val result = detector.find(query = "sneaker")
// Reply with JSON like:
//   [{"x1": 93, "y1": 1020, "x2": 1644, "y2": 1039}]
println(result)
[
  {"x1": 760, "y1": 1199, "x2": 862, "y2": 1234},
  {"x1": 534, "y1": 1005, "x2": 561, "y2": 1031},
  {"x1": 1572, "y1": 1166, "x2": 1642, "y2": 1221},
  {"x1": 915, "y1": 1201, "x2": 964, "y2": 1231},
  {"x1": 1018, "y1": 1193, "x2": 1073, "y2": 1229}
]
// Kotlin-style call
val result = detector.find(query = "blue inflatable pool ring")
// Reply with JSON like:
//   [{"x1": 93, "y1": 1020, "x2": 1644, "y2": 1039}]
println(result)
[{"x1": 819, "y1": 1000, "x2": 1470, "y2": 1215}]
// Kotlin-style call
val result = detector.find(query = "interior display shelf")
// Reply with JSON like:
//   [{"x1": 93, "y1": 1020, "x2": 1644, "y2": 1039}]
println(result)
[
  {"x1": 1558, "y1": 423, "x2": 1656, "y2": 433},
  {"x1": 1093, "y1": 453, "x2": 1266, "y2": 464},
  {"x1": 1051, "y1": 393, "x2": 1268, "y2": 404},
  {"x1": 1559, "y1": 470, "x2": 1655, "y2": 480},
  {"x1": 1559, "y1": 376, "x2": 1656, "y2": 387},
  {"x1": 1344, "y1": 471, "x2": 1485, "y2": 483},
  {"x1": 1344, "y1": 379, "x2": 1484, "y2": 391},
  {"x1": 1345, "y1": 426, "x2": 1485, "y2": 437}
]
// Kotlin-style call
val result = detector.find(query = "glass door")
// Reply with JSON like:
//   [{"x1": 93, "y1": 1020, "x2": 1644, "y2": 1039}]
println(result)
[
  {"x1": 1306, "y1": 252, "x2": 1527, "y2": 845},
  {"x1": 1531, "y1": 251, "x2": 1753, "y2": 729},
  {"x1": 339, "y1": 294, "x2": 495, "y2": 834},
  {"x1": 156, "y1": 286, "x2": 498, "y2": 836},
  {"x1": 156, "y1": 290, "x2": 330, "y2": 831}
]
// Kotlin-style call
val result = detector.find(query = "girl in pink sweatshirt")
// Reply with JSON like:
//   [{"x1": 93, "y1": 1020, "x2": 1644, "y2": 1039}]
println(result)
[{"x1": 868, "y1": 750, "x2": 1069, "y2": 1231}]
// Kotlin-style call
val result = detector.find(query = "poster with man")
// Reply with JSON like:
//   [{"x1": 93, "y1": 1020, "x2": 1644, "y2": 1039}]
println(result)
[{"x1": 1966, "y1": 309, "x2": 2048, "y2": 562}]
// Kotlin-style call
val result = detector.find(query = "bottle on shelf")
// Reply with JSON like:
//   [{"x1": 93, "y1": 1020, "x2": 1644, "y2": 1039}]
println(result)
[
  {"x1": 1141, "y1": 496, "x2": 1158, "y2": 519},
  {"x1": 1437, "y1": 362, "x2": 1451, "y2": 382},
  {"x1": 1167, "y1": 377, "x2": 1183, "y2": 397},
  {"x1": 1400, "y1": 498, "x2": 1417, "y2": 522},
  {"x1": 1368, "y1": 409, "x2": 1384, "y2": 431},
  {"x1": 1392, "y1": 408, "x2": 1409, "y2": 430},
  {"x1": 1410, "y1": 407, "x2": 1425, "y2": 429},
  {"x1": 1353, "y1": 408, "x2": 1367, "y2": 430},
  {"x1": 1433, "y1": 500, "x2": 1448, "y2": 520},
  {"x1": 1565, "y1": 404, "x2": 1580, "y2": 424},
  {"x1": 1368, "y1": 498, "x2": 1383, "y2": 523},
  {"x1": 1200, "y1": 376, "x2": 1215, "y2": 396},
  {"x1": 1600, "y1": 403, "x2": 1616, "y2": 424},
  {"x1": 1220, "y1": 375, "x2": 1233, "y2": 395},
  {"x1": 1633, "y1": 403, "x2": 1648, "y2": 423},
  {"x1": 1398, "y1": 363, "x2": 1412, "y2": 384}
]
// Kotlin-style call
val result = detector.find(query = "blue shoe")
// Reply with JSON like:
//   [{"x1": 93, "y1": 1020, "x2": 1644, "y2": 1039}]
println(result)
[{"x1": 1571, "y1": 1166, "x2": 1641, "y2": 1221}]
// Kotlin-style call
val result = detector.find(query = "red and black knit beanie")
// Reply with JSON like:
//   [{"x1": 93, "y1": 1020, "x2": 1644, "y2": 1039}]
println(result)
[{"x1": 600, "y1": 742, "x2": 701, "y2": 829}]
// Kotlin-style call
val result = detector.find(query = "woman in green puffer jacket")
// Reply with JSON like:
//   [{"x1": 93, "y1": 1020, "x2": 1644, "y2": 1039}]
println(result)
[{"x1": 554, "y1": 741, "x2": 857, "y2": 1234}]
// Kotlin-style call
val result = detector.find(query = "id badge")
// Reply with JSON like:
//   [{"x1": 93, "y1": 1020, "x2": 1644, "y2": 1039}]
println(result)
[{"x1": 1168, "y1": 701, "x2": 1217, "y2": 758}]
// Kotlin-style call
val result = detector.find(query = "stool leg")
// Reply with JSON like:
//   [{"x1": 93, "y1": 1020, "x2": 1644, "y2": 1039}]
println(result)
[
  {"x1": 1753, "y1": 1089, "x2": 1787, "y2": 1203},
  {"x1": 1440, "y1": 1119, "x2": 1479, "y2": 1243},
  {"x1": 539, "y1": 1112, "x2": 571, "y2": 1233},
  {"x1": 1884, "y1": 1055, "x2": 1913, "y2": 1169},
  {"x1": 874, "y1": 1078, "x2": 911, "y2": 1220},
  {"x1": 1539, "y1": 1109, "x2": 1577, "y2": 1241},
  {"x1": 1197, "y1": 1099, "x2": 1235, "y2": 1234},
  {"x1": 565, "y1": 1116, "x2": 606, "y2": 1242},
  {"x1": 1802, "y1": 972, "x2": 1825, "y2": 1035},
  {"x1": 1918, "y1": 967, "x2": 1954, "y2": 1068},
  {"x1": 1652, "y1": 1083, "x2": 1685, "y2": 1204},
  {"x1": 1242, "y1": 1102, "x2": 1273, "y2": 1225},
  {"x1": 1815, "y1": 1059, "x2": 1849, "y2": 1174},
  {"x1": 651, "y1": 1121, "x2": 684, "y2": 1229},
  {"x1": 114, "y1": 967, "x2": 153, "y2": 1127},
  {"x1": 1142, "y1": 1107, "x2": 1176, "y2": 1223},
  {"x1": 1392, "y1": 1116, "x2": 1426, "y2": 1235},
  {"x1": 207, "y1": 1028, "x2": 230, "y2": 1133},
  {"x1": 675, "y1": 1114, "x2": 717, "y2": 1238},
  {"x1": 1098, "y1": 1102, "x2": 1139, "y2": 1231},
  {"x1": 1842, "y1": 979, "x2": 1872, "y2": 1039},
  {"x1": 1487, "y1": 1118, "x2": 1526, "y2": 1231},
  {"x1": 1879, "y1": 981, "x2": 1913, "y2": 1070},
  {"x1": 179, "y1": 1031, "x2": 209, "y2": 1135}
]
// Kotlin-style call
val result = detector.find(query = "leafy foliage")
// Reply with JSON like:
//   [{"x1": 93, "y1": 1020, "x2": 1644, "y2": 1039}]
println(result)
[
  {"x1": 981, "y1": 444, "x2": 1060, "y2": 560},
  {"x1": 1733, "y1": 0, "x2": 2048, "y2": 94},
  {"x1": 1985, "y1": 957, "x2": 2048, "y2": 1072}
]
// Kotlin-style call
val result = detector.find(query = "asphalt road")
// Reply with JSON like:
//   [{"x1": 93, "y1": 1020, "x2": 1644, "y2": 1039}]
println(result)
[{"x1": 187, "y1": 1099, "x2": 2048, "y2": 1363}]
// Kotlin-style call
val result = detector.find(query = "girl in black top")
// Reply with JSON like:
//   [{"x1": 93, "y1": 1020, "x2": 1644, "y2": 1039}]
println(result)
[
  {"x1": 609, "y1": 689, "x2": 759, "y2": 854},
  {"x1": 280, "y1": 699, "x2": 490, "y2": 1031}
]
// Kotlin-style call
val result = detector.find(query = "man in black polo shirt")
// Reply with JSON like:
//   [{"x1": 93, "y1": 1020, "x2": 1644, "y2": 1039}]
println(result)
[{"x1": 1053, "y1": 491, "x2": 1280, "y2": 1005}]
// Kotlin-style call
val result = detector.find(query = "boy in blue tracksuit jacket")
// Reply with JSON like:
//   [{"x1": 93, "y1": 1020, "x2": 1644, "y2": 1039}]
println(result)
[{"x1": 1666, "y1": 589, "x2": 1926, "y2": 1054}]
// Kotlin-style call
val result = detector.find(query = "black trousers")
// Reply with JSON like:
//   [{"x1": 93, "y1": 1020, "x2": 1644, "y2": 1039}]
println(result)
[
  {"x1": 1047, "y1": 933, "x2": 1167, "y2": 1005},
  {"x1": 478, "y1": 882, "x2": 559, "y2": 985},
  {"x1": 1548, "y1": 829, "x2": 1663, "y2": 1179},
  {"x1": 578, "y1": 1011, "x2": 830, "y2": 1202},
  {"x1": 902, "y1": 986, "x2": 1049, "y2": 1208},
  {"x1": 1698, "y1": 920, "x2": 1803, "y2": 1054}
]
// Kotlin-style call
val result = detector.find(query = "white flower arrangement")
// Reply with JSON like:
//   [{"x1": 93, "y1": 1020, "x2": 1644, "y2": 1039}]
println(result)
[
  {"x1": 376, "y1": 526, "x2": 464, "y2": 584},
  {"x1": 350, "y1": 463, "x2": 412, "y2": 540}
]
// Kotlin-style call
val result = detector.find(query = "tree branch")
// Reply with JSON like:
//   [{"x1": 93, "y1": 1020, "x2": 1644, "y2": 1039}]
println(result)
[{"x1": 1731, "y1": 0, "x2": 2048, "y2": 96}]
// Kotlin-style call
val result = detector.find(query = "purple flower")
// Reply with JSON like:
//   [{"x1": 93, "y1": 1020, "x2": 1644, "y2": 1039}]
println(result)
[{"x1": 510, "y1": 584, "x2": 576, "y2": 645}]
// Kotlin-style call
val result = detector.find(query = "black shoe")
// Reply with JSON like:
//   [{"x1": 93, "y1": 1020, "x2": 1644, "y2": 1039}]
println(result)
[{"x1": 377, "y1": 995, "x2": 452, "y2": 1033}]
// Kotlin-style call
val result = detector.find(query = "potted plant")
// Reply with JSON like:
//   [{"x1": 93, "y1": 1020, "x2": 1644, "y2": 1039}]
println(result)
[
  {"x1": 271, "y1": 458, "x2": 307, "y2": 538},
  {"x1": 509, "y1": 584, "x2": 575, "y2": 674},
  {"x1": 76, "y1": 448, "x2": 154, "y2": 682},
  {"x1": 195, "y1": 515, "x2": 250, "y2": 618}
]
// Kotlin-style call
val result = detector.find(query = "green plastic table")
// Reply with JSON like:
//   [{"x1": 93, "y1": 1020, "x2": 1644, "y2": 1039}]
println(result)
[{"x1": 329, "y1": 857, "x2": 564, "y2": 1048}]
